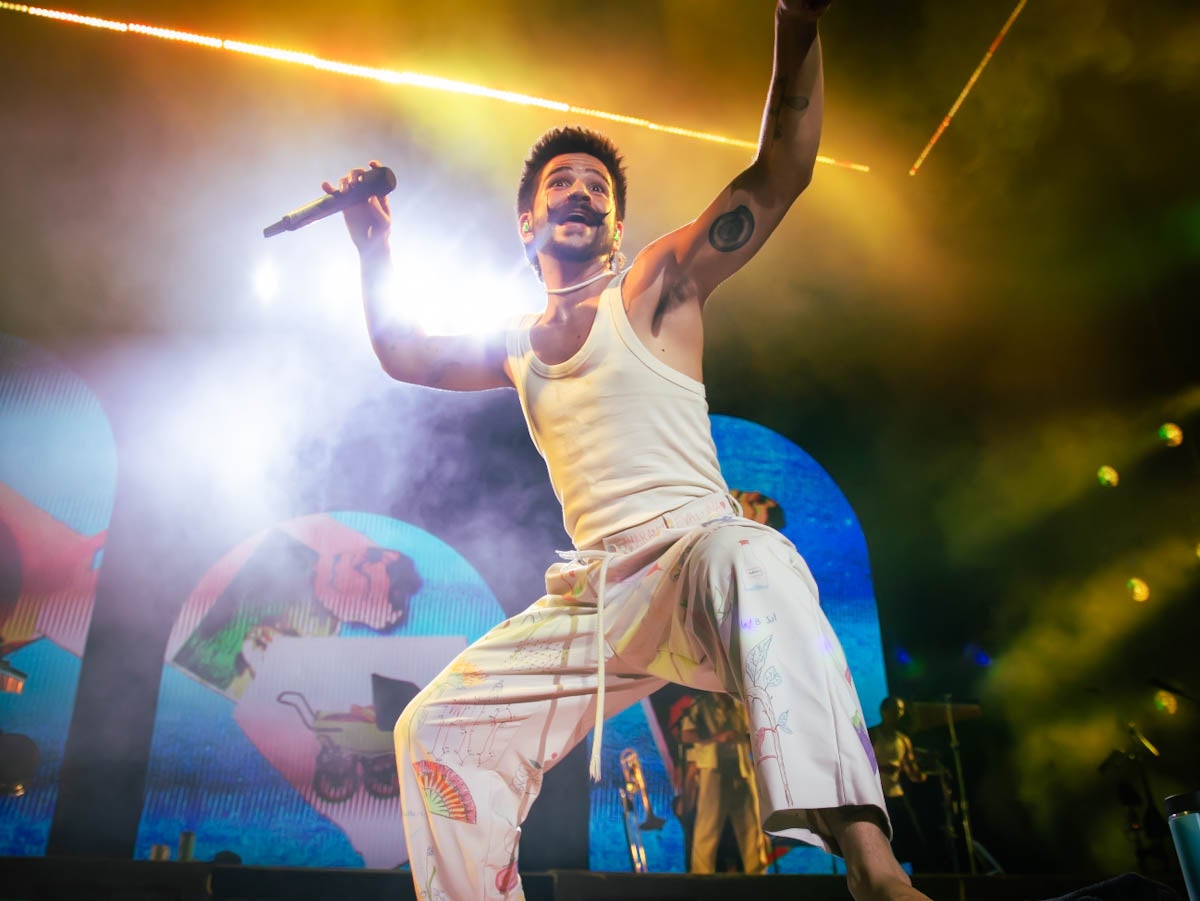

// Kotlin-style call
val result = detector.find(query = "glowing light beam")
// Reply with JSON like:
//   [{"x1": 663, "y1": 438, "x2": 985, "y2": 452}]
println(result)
[
  {"x1": 0, "y1": 3, "x2": 870, "y2": 173},
  {"x1": 909, "y1": 0, "x2": 1029, "y2": 176}
]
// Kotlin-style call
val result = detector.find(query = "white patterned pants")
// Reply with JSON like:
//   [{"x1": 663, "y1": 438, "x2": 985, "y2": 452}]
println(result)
[{"x1": 394, "y1": 495, "x2": 886, "y2": 901}]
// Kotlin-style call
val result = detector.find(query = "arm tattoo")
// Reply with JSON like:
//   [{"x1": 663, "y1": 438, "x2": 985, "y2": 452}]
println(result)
[
  {"x1": 772, "y1": 89, "x2": 811, "y2": 137},
  {"x1": 773, "y1": 94, "x2": 809, "y2": 137},
  {"x1": 708, "y1": 205, "x2": 755, "y2": 253}
]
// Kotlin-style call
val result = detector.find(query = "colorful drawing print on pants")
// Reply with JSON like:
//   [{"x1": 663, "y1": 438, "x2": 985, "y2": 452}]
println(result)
[
  {"x1": 0, "y1": 335, "x2": 116, "y2": 856},
  {"x1": 136, "y1": 511, "x2": 505, "y2": 867}
]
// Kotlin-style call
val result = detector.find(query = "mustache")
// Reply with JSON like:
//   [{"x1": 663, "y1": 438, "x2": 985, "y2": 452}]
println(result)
[{"x1": 548, "y1": 203, "x2": 608, "y2": 226}]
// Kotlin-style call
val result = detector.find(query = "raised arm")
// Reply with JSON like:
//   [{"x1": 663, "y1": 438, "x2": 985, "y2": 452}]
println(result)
[
  {"x1": 624, "y1": 1, "x2": 829, "y2": 310},
  {"x1": 330, "y1": 163, "x2": 511, "y2": 392}
]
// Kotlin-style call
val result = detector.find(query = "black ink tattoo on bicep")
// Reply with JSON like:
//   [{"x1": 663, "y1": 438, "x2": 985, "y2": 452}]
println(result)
[
  {"x1": 708, "y1": 205, "x2": 755, "y2": 253},
  {"x1": 774, "y1": 94, "x2": 811, "y2": 138}
]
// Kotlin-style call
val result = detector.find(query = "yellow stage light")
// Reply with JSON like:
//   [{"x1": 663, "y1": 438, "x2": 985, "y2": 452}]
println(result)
[
  {"x1": 1153, "y1": 690, "x2": 1178, "y2": 716},
  {"x1": 25, "y1": 3, "x2": 126, "y2": 31},
  {"x1": 0, "y1": 3, "x2": 869, "y2": 172},
  {"x1": 1158, "y1": 422, "x2": 1183, "y2": 447},
  {"x1": 128, "y1": 23, "x2": 221, "y2": 48},
  {"x1": 909, "y1": 0, "x2": 1029, "y2": 176}
]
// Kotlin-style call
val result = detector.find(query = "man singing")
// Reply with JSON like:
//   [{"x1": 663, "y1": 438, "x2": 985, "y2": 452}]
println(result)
[{"x1": 328, "y1": 2, "x2": 927, "y2": 898}]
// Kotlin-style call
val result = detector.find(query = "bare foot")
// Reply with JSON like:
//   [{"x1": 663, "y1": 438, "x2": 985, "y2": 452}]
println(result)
[
  {"x1": 847, "y1": 871, "x2": 932, "y2": 901},
  {"x1": 830, "y1": 808, "x2": 934, "y2": 901}
]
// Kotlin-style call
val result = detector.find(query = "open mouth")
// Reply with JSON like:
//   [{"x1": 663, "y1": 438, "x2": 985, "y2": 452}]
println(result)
[{"x1": 557, "y1": 208, "x2": 598, "y2": 226}]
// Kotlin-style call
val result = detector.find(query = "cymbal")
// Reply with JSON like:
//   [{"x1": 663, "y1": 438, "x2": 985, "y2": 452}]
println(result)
[{"x1": 906, "y1": 701, "x2": 982, "y2": 733}]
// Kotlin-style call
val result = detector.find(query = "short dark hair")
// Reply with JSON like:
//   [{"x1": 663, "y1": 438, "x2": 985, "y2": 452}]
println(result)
[{"x1": 517, "y1": 126, "x2": 627, "y2": 221}]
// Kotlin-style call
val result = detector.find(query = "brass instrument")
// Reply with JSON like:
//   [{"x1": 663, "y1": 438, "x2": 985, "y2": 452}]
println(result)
[{"x1": 619, "y1": 748, "x2": 666, "y2": 873}]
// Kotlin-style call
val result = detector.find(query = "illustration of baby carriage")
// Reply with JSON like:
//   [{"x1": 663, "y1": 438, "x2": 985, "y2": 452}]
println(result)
[{"x1": 276, "y1": 674, "x2": 418, "y2": 804}]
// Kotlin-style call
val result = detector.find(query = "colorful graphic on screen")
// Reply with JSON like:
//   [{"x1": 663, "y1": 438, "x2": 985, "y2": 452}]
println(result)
[
  {"x1": 0, "y1": 335, "x2": 116, "y2": 855},
  {"x1": 588, "y1": 414, "x2": 889, "y2": 874},
  {"x1": 136, "y1": 511, "x2": 504, "y2": 867}
]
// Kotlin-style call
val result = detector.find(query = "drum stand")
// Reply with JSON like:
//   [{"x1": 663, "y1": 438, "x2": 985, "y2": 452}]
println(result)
[
  {"x1": 943, "y1": 695, "x2": 978, "y2": 875},
  {"x1": 936, "y1": 695, "x2": 1003, "y2": 875}
]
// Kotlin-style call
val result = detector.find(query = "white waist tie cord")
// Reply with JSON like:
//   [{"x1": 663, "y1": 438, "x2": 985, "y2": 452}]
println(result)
[{"x1": 561, "y1": 494, "x2": 737, "y2": 782}]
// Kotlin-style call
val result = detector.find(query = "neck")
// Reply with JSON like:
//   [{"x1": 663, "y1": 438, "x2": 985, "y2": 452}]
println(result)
[{"x1": 545, "y1": 265, "x2": 615, "y2": 296}]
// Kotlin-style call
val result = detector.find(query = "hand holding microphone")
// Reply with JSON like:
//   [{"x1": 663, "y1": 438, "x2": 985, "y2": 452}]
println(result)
[{"x1": 263, "y1": 161, "x2": 396, "y2": 245}]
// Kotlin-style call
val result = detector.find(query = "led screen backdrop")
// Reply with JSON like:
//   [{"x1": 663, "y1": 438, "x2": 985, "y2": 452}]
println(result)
[
  {"x1": 136, "y1": 511, "x2": 505, "y2": 867},
  {"x1": 0, "y1": 335, "x2": 116, "y2": 855}
]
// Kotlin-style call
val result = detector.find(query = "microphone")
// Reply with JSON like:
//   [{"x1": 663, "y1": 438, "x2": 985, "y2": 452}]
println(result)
[{"x1": 263, "y1": 166, "x2": 397, "y2": 238}]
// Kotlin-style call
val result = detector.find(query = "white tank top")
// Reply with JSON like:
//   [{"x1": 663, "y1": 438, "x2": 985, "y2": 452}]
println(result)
[{"x1": 506, "y1": 273, "x2": 728, "y2": 550}]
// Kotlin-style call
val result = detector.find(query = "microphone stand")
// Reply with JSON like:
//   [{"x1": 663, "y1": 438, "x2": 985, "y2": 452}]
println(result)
[{"x1": 944, "y1": 694, "x2": 977, "y2": 875}]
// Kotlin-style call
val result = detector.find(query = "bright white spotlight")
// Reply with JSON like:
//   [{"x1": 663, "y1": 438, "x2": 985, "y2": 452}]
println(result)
[
  {"x1": 398, "y1": 241, "x2": 541, "y2": 337},
  {"x1": 253, "y1": 258, "x2": 280, "y2": 305},
  {"x1": 433, "y1": 268, "x2": 541, "y2": 337},
  {"x1": 291, "y1": 235, "x2": 541, "y2": 336}
]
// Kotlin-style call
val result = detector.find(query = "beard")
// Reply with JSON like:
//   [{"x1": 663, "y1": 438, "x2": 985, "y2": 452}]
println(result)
[{"x1": 541, "y1": 221, "x2": 616, "y2": 266}]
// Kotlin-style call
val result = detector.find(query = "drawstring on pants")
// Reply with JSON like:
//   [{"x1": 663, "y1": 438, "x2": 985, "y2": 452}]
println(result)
[{"x1": 558, "y1": 492, "x2": 737, "y2": 783}]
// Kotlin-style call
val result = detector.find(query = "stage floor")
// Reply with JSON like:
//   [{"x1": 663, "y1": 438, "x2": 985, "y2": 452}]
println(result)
[{"x1": 1, "y1": 856, "x2": 1184, "y2": 901}]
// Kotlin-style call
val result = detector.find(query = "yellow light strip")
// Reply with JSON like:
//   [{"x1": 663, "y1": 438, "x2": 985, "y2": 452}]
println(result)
[
  {"x1": 909, "y1": 0, "x2": 1029, "y2": 176},
  {"x1": 129, "y1": 23, "x2": 222, "y2": 49},
  {"x1": 23, "y1": 2, "x2": 127, "y2": 31},
  {"x1": 3, "y1": 3, "x2": 869, "y2": 173}
]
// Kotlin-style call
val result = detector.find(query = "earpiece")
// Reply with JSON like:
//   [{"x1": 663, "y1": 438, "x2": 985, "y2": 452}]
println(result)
[{"x1": 522, "y1": 222, "x2": 532, "y2": 234}]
